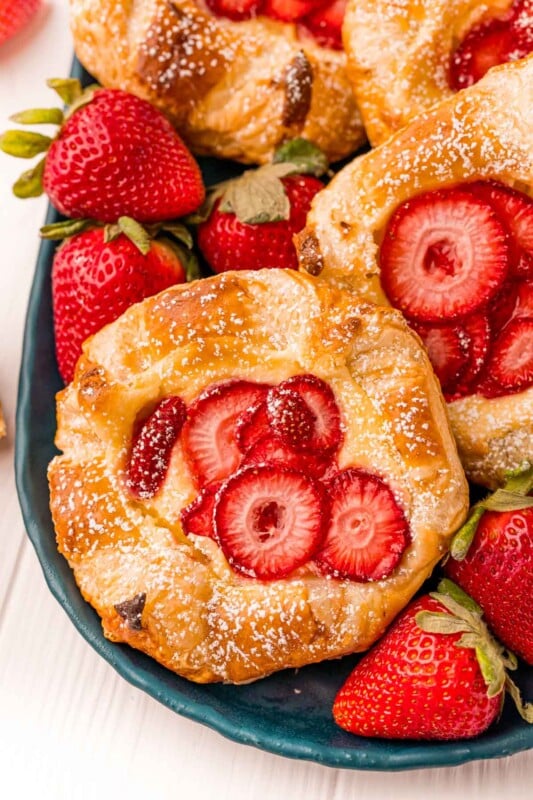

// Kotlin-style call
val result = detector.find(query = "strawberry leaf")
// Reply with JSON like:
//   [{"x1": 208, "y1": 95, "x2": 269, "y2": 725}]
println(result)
[
  {"x1": 221, "y1": 168, "x2": 290, "y2": 223},
  {"x1": 483, "y1": 489, "x2": 533, "y2": 512},
  {"x1": 46, "y1": 77, "x2": 83, "y2": 106},
  {"x1": 117, "y1": 217, "x2": 152, "y2": 255},
  {"x1": 13, "y1": 157, "x2": 46, "y2": 199},
  {"x1": 504, "y1": 675, "x2": 533, "y2": 723},
  {"x1": 502, "y1": 462, "x2": 533, "y2": 495},
  {"x1": 0, "y1": 130, "x2": 52, "y2": 158},
  {"x1": 40, "y1": 218, "x2": 96, "y2": 240},
  {"x1": 415, "y1": 611, "x2": 472, "y2": 635},
  {"x1": 436, "y1": 578, "x2": 482, "y2": 614},
  {"x1": 273, "y1": 137, "x2": 329, "y2": 177},
  {"x1": 159, "y1": 221, "x2": 194, "y2": 250},
  {"x1": 10, "y1": 108, "x2": 64, "y2": 126},
  {"x1": 475, "y1": 644, "x2": 506, "y2": 698}
]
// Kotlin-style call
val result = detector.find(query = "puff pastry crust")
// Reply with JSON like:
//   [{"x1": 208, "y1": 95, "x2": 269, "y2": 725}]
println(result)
[
  {"x1": 68, "y1": 0, "x2": 365, "y2": 164},
  {"x1": 343, "y1": 0, "x2": 514, "y2": 145},
  {"x1": 48, "y1": 269, "x2": 467, "y2": 683},
  {"x1": 296, "y1": 56, "x2": 533, "y2": 488}
]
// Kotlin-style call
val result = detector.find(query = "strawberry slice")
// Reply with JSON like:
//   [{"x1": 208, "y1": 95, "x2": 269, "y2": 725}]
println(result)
[
  {"x1": 204, "y1": 0, "x2": 263, "y2": 21},
  {"x1": 315, "y1": 469, "x2": 410, "y2": 581},
  {"x1": 446, "y1": 314, "x2": 491, "y2": 400},
  {"x1": 278, "y1": 374, "x2": 343, "y2": 453},
  {"x1": 126, "y1": 396, "x2": 187, "y2": 499},
  {"x1": 467, "y1": 181, "x2": 533, "y2": 277},
  {"x1": 488, "y1": 317, "x2": 533, "y2": 391},
  {"x1": 412, "y1": 323, "x2": 468, "y2": 392},
  {"x1": 449, "y1": 16, "x2": 524, "y2": 91},
  {"x1": 242, "y1": 435, "x2": 331, "y2": 478},
  {"x1": 235, "y1": 401, "x2": 271, "y2": 453},
  {"x1": 301, "y1": 0, "x2": 346, "y2": 50},
  {"x1": 380, "y1": 189, "x2": 510, "y2": 323},
  {"x1": 180, "y1": 482, "x2": 222, "y2": 539},
  {"x1": 214, "y1": 465, "x2": 327, "y2": 579},
  {"x1": 264, "y1": 0, "x2": 325, "y2": 22},
  {"x1": 266, "y1": 386, "x2": 315, "y2": 450},
  {"x1": 515, "y1": 281, "x2": 533, "y2": 317},
  {"x1": 182, "y1": 380, "x2": 270, "y2": 486}
]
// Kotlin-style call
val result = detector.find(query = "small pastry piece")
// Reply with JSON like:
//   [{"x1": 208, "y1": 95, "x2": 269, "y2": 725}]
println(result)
[
  {"x1": 0, "y1": 402, "x2": 5, "y2": 438},
  {"x1": 296, "y1": 56, "x2": 533, "y2": 487},
  {"x1": 68, "y1": 0, "x2": 365, "y2": 164},
  {"x1": 343, "y1": 0, "x2": 532, "y2": 146},
  {"x1": 48, "y1": 269, "x2": 467, "y2": 683}
]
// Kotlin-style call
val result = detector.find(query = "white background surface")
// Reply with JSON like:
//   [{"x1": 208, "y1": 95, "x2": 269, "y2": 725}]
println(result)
[{"x1": 0, "y1": 2, "x2": 531, "y2": 797}]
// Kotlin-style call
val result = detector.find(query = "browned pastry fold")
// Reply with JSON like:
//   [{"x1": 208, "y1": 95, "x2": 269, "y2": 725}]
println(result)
[
  {"x1": 343, "y1": 0, "x2": 515, "y2": 146},
  {"x1": 69, "y1": 0, "x2": 365, "y2": 164},
  {"x1": 296, "y1": 55, "x2": 533, "y2": 488},
  {"x1": 48, "y1": 269, "x2": 468, "y2": 683}
]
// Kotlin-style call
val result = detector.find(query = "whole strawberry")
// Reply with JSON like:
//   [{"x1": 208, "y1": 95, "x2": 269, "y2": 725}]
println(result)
[
  {"x1": 333, "y1": 580, "x2": 533, "y2": 740},
  {"x1": 1, "y1": 79, "x2": 205, "y2": 222},
  {"x1": 445, "y1": 465, "x2": 533, "y2": 665},
  {"x1": 195, "y1": 140, "x2": 326, "y2": 273},
  {"x1": 0, "y1": 0, "x2": 40, "y2": 45},
  {"x1": 49, "y1": 219, "x2": 189, "y2": 383}
]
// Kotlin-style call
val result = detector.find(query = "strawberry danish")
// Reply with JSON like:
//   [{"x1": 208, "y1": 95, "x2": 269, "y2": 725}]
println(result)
[
  {"x1": 68, "y1": 0, "x2": 365, "y2": 164},
  {"x1": 344, "y1": 0, "x2": 532, "y2": 145},
  {"x1": 48, "y1": 269, "x2": 467, "y2": 683},
  {"x1": 297, "y1": 55, "x2": 533, "y2": 488}
]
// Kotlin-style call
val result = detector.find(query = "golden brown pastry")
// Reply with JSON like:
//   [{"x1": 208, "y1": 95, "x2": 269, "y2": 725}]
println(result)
[
  {"x1": 68, "y1": 0, "x2": 365, "y2": 164},
  {"x1": 343, "y1": 0, "x2": 521, "y2": 146},
  {"x1": 0, "y1": 402, "x2": 5, "y2": 439},
  {"x1": 296, "y1": 55, "x2": 533, "y2": 488},
  {"x1": 48, "y1": 269, "x2": 467, "y2": 683}
]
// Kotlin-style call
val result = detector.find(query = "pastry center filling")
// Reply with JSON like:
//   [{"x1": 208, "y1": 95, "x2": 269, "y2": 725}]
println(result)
[
  {"x1": 379, "y1": 180, "x2": 533, "y2": 402},
  {"x1": 202, "y1": 0, "x2": 346, "y2": 51},
  {"x1": 127, "y1": 375, "x2": 411, "y2": 582},
  {"x1": 449, "y1": 0, "x2": 533, "y2": 90}
]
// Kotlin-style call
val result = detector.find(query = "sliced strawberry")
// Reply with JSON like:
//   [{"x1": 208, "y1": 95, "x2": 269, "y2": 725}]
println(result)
[
  {"x1": 242, "y1": 435, "x2": 331, "y2": 479},
  {"x1": 315, "y1": 469, "x2": 410, "y2": 582},
  {"x1": 515, "y1": 281, "x2": 533, "y2": 317},
  {"x1": 204, "y1": 0, "x2": 263, "y2": 21},
  {"x1": 488, "y1": 317, "x2": 533, "y2": 391},
  {"x1": 214, "y1": 465, "x2": 327, "y2": 580},
  {"x1": 449, "y1": 16, "x2": 523, "y2": 91},
  {"x1": 446, "y1": 314, "x2": 491, "y2": 400},
  {"x1": 301, "y1": 0, "x2": 346, "y2": 50},
  {"x1": 490, "y1": 282, "x2": 521, "y2": 335},
  {"x1": 278, "y1": 374, "x2": 342, "y2": 453},
  {"x1": 467, "y1": 181, "x2": 533, "y2": 277},
  {"x1": 264, "y1": 0, "x2": 324, "y2": 22},
  {"x1": 180, "y1": 482, "x2": 221, "y2": 539},
  {"x1": 182, "y1": 380, "x2": 270, "y2": 486},
  {"x1": 412, "y1": 323, "x2": 468, "y2": 392},
  {"x1": 235, "y1": 401, "x2": 271, "y2": 453},
  {"x1": 380, "y1": 189, "x2": 510, "y2": 322},
  {"x1": 126, "y1": 396, "x2": 187, "y2": 499},
  {"x1": 266, "y1": 386, "x2": 315, "y2": 450}
]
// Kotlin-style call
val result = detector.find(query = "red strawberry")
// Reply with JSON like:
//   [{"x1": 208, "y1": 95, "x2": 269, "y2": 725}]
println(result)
[
  {"x1": 380, "y1": 188, "x2": 510, "y2": 323},
  {"x1": 447, "y1": 313, "x2": 491, "y2": 399},
  {"x1": 0, "y1": 0, "x2": 40, "y2": 45},
  {"x1": 2, "y1": 81, "x2": 204, "y2": 222},
  {"x1": 204, "y1": 0, "x2": 263, "y2": 20},
  {"x1": 266, "y1": 386, "x2": 315, "y2": 450},
  {"x1": 278, "y1": 373, "x2": 342, "y2": 453},
  {"x1": 235, "y1": 402, "x2": 271, "y2": 453},
  {"x1": 182, "y1": 380, "x2": 270, "y2": 486},
  {"x1": 449, "y1": 17, "x2": 524, "y2": 91},
  {"x1": 51, "y1": 227, "x2": 186, "y2": 383},
  {"x1": 468, "y1": 181, "x2": 533, "y2": 277},
  {"x1": 487, "y1": 317, "x2": 533, "y2": 391},
  {"x1": 315, "y1": 469, "x2": 410, "y2": 581},
  {"x1": 126, "y1": 397, "x2": 187, "y2": 499},
  {"x1": 242, "y1": 435, "x2": 331, "y2": 479},
  {"x1": 214, "y1": 464, "x2": 327, "y2": 579},
  {"x1": 264, "y1": 0, "x2": 325, "y2": 23},
  {"x1": 180, "y1": 482, "x2": 222, "y2": 539},
  {"x1": 197, "y1": 174, "x2": 323, "y2": 273},
  {"x1": 446, "y1": 506, "x2": 533, "y2": 665},
  {"x1": 515, "y1": 281, "x2": 533, "y2": 317},
  {"x1": 333, "y1": 583, "x2": 519, "y2": 740},
  {"x1": 412, "y1": 323, "x2": 468, "y2": 392},
  {"x1": 300, "y1": 0, "x2": 346, "y2": 51}
]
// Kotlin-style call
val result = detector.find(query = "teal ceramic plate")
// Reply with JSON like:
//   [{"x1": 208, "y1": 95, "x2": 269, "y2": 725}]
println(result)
[{"x1": 15, "y1": 58, "x2": 533, "y2": 772}]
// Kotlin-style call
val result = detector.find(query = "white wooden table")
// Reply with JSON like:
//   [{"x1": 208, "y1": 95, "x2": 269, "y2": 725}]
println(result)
[{"x1": 0, "y1": 3, "x2": 531, "y2": 797}]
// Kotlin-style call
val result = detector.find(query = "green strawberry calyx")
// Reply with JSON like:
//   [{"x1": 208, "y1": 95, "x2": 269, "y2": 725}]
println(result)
[
  {"x1": 0, "y1": 78, "x2": 99, "y2": 200},
  {"x1": 40, "y1": 216, "x2": 200, "y2": 282},
  {"x1": 416, "y1": 579, "x2": 533, "y2": 722},
  {"x1": 187, "y1": 138, "x2": 328, "y2": 226},
  {"x1": 450, "y1": 463, "x2": 533, "y2": 561}
]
